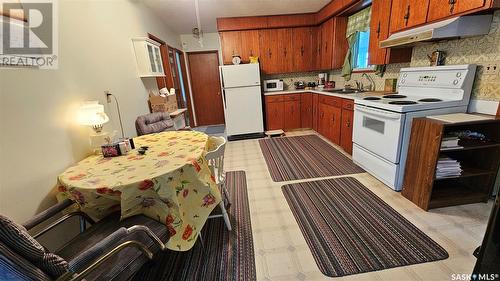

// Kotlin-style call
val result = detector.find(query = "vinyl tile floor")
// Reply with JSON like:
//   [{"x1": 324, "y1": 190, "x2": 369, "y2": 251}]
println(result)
[{"x1": 223, "y1": 129, "x2": 493, "y2": 281}]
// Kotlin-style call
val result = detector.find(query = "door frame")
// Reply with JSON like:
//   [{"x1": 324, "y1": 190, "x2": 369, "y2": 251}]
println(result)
[
  {"x1": 148, "y1": 33, "x2": 195, "y2": 126},
  {"x1": 186, "y1": 50, "x2": 225, "y2": 127}
]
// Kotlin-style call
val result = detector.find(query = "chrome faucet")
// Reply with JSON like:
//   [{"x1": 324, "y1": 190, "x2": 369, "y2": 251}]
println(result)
[{"x1": 362, "y1": 73, "x2": 376, "y2": 92}]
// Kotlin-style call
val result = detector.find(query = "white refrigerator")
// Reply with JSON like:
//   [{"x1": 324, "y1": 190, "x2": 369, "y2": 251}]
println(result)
[{"x1": 219, "y1": 63, "x2": 264, "y2": 139}]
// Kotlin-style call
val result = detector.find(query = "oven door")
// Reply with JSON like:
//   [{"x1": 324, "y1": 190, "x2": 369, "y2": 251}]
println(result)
[{"x1": 353, "y1": 104, "x2": 406, "y2": 163}]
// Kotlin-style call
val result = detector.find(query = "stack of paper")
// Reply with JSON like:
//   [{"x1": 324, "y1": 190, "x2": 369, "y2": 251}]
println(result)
[
  {"x1": 441, "y1": 136, "x2": 463, "y2": 150},
  {"x1": 436, "y1": 157, "x2": 462, "y2": 179}
]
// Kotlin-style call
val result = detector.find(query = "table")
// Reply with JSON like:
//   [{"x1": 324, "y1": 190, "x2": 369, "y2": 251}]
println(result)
[{"x1": 56, "y1": 131, "x2": 221, "y2": 251}]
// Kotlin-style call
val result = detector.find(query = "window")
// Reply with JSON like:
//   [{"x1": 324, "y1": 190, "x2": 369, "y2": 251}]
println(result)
[{"x1": 352, "y1": 30, "x2": 370, "y2": 69}]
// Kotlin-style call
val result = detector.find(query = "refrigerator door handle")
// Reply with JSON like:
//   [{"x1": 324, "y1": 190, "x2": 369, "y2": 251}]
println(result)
[
  {"x1": 222, "y1": 90, "x2": 227, "y2": 109},
  {"x1": 219, "y1": 67, "x2": 227, "y2": 109}
]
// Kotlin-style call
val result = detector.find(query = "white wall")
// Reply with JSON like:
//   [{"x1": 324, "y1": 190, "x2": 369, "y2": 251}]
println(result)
[{"x1": 0, "y1": 0, "x2": 181, "y2": 227}]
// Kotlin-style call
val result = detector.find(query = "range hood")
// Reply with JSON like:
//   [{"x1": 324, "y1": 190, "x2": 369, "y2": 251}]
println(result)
[{"x1": 380, "y1": 14, "x2": 493, "y2": 48}]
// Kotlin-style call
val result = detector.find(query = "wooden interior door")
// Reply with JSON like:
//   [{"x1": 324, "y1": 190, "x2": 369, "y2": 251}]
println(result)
[{"x1": 187, "y1": 51, "x2": 225, "y2": 126}]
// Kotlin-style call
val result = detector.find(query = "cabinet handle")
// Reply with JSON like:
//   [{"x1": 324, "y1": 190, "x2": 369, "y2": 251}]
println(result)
[
  {"x1": 376, "y1": 22, "x2": 381, "y2": 39},
  {"x1": 346, "y1": 119, "x2": 351, "y2": 128},
  {"x1": 449, "y1": 0, "x2": 456, "y2": 14},
  {"x1": 268, "y1": 49, "x2": 272, "y2": 58},
  {"x1": 301, "y1": 46, "x2": 304, "y2": 56},
  {"x1": 284, "y1": 47, "x2": 287, "y2": 57},
  {"x1": 332, "y1": 116, "x2": 335, "y2": 123},
  {"x1": 404, "y1": 5, "x2": 410, "y2": 26}
]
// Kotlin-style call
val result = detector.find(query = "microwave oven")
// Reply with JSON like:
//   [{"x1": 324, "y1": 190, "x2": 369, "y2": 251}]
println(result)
[{"x1": 263, "y1": 79, "x2": 284, "y2": 92}]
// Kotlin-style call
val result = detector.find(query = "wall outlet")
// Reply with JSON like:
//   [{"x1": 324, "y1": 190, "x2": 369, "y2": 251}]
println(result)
[{"x1": 483, "y1": 62, "x2": 499, "y2": 75}]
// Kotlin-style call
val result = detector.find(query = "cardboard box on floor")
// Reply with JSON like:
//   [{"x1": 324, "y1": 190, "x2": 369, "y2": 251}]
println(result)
[{"x1": 149, "y1": 93, "x2": 178, "y2": 113}]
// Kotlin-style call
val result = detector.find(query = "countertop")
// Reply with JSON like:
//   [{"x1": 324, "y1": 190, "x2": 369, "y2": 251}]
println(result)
[{"x1": 263, "y1": 89, "x2": 395, "y2": 101}]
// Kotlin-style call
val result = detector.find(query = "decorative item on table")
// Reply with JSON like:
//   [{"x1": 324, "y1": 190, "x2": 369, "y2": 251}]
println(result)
[
  {"x1": 325, "y1": 81, "x2": 335, "y2": 89},
  {"x1": 384, "y1": 78, "x2": 397, "y2": 92},
  {"x1": 427, "y1": 50, "x2": 446, "y2": 66},
  {"x1": 231, "y1": 55, "x2": 241, "y2": 65},
  {"x1": 249, "y1": 56, "x2": 259, "y2": 64},
  {"x1": 294, "y1": 81, "x2": 306, "y2": 90},
  {"x1": 100, "y1": 138, "x2": 134, "y2": 157}
]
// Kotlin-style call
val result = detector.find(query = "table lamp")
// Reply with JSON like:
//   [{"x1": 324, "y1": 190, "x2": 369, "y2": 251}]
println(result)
[{"x1": 78, "y1": 101, "x2": 111, "y2": 153}]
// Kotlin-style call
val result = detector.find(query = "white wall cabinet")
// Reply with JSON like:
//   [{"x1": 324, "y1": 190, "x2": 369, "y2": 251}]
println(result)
[{"x1": 132, "y1": 38, "x2": 165, "y2": 77}]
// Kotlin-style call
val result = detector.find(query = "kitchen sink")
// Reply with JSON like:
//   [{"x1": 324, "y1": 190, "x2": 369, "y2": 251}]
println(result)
[{"x1": 321, "y1": 88, "x2": 364, "y2": 94}]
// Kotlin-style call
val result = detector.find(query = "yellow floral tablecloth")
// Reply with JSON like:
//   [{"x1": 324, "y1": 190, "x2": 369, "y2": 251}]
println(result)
[{"x1": 56, "y1": 131, "x2": 221, "y2": 251}]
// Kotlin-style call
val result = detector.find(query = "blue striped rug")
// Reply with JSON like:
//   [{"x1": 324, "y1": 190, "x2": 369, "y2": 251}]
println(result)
[{"x1": 282, "y1": 177, "x2": 449, "y2": 277}]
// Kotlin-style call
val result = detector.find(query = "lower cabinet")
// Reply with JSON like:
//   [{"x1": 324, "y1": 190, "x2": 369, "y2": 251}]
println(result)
[{"x1": 264, "y1": 93, "x2": 354, "y2": 155}]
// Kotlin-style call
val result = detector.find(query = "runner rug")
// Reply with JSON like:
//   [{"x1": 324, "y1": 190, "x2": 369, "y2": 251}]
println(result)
[
  {"x1": 259, "y1": 135, "x2": 364, "y2": 182},
  {"x1": 282, "y1": 177, "x2": 449, "y2": 277},
  {"x1": 133, "y1": 171, "x2": 255, "y2": 281}
]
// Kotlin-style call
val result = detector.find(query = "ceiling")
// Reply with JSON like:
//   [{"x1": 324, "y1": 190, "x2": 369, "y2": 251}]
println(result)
[{"x1": 142, "y1": 0, "x2": 330, "y2": 34}]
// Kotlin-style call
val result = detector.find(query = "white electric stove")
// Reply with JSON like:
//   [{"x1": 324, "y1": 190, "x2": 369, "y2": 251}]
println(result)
[{"x1": 352, "y1": 64, "x2": 477, "y2": 191}]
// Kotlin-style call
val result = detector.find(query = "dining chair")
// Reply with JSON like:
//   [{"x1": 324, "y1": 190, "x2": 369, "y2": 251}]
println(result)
[
  {"x1": 0, "y1": 199, "x2": 169, "y2": 281},
  {"x1": 205, "y1": 136, "x2": 232, "y2": 231}
]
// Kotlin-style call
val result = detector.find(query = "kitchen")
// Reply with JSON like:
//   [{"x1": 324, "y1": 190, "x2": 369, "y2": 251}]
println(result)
[{"x1": 1, "y1": 0, "x2": 500, "y2": 280}]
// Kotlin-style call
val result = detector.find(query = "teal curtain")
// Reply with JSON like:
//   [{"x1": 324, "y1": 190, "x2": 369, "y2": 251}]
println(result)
[{"x1": 341, "y1": 7, "x2": 372, "y2": 81}]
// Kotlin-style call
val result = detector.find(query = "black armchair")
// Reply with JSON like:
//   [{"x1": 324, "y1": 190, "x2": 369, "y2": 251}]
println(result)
[{"x1": 0, "y1": 199, "x2": 169, "y2": 281}]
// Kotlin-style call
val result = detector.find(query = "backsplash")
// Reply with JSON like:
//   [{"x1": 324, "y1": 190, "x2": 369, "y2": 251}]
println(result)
[
  {"x1": 411, "y1": 10, "x2": 500, "y2": 101},
  {"x1": 264, "y1": 10, "x2": 500, "y2": 101}
]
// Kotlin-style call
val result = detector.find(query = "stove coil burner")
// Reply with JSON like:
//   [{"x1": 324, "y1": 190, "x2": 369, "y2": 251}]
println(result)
[
  {"x1": 418, "y1": 98, "x2": 443, "y2": 102},
  {"x1": 389, "y1": 101, "x2": 418, "y2": 105},
  {"x1": 383, "y1": 94, "x2": 407, "y2": 99},
  {"x1": 363, "y1": 97, "x2": 381, "y2": 100}
]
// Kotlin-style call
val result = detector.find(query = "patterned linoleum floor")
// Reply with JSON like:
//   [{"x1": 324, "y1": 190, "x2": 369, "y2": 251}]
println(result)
[{"x1": 223, "y1": 129, "x2": 493, "y2": 281}]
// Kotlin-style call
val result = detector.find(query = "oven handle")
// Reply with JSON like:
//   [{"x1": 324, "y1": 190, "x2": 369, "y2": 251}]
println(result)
[{"x1": 355, "y1": 105, "x2": 402, "y2": 120}]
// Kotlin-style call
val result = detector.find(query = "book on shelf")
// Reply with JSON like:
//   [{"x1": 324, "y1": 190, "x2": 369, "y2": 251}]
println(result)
[
  {"x1": 436, "y1": 156, "x2": 462, "y2": 179},
  {"x1": 441, "y1": 136, "x2": 463, "y2": 150}
]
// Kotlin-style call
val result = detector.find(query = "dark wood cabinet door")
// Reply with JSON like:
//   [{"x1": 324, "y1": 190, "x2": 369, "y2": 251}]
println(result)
[
  {"x1": 389, "y1": 0, "x2": 429, "y2": 33},
  {"x1": 318, "y1": 103, "x2": 329, "y2": 137},
  {"x1": 258, "y1": 29, "x2": 275, "y2": 74},
  {"x1": 369, "y1": 0, "x2": 390, "y2": 65},
  {"x1": 320, "y1": 18, "x2": 333, "y2": 70},
  {"x1": 300, "y1": 93, "x2": 313, "y2": 128},
  {"x1": 340, "y1": 109, "x2": 354, "y2": 154},
  {"x1": 455, "y1": 0, "x2": 486, "y2": 14},
  {"x1": 220, "y1": 31, "x2": 241, "y2": 65},
  {"x1": 265, "y1": 101, "x2": 284, "y2": 130},
  {"x1": 292, "y1": 27, "x2": 314, "y2": 72},
  {"x1": 331, "y1": 17, "x2": 348, "y2": 69},
  {"x1": 280, "y1": 28, "x2": 293, "y2": 73},
  {"x1": 427, "y1": 0, "x2": 454, "y2": 22},
  {"x1": 329, "y1": 106, "x2": 342, "y2": 145},
  {"x1": 240, "y1": 30, "x2": 260, "y2": 63},
  {"x1": 312, "y1": 26, "x2": 322, "y2": 71},
  {"x1": 284, "y1": 100, "x2": 301, "y2": 130},
  {"x1": 312, "y1": 94, "x2": 319, "y2": 131}
]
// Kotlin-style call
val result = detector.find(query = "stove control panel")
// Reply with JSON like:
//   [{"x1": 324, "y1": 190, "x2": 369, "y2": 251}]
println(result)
[{"x1": 398, "y1": 65, "x2": 476, "y2": 90}]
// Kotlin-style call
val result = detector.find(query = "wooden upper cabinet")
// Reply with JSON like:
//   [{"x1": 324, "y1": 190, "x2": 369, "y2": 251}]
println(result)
[
  {"x1": 240, "y1": 30, "x2": 260, "y2": 63},
  {"x1": 220, "y1": 31, "x2": 241, "y2": 65},
  {"x1": 428, "y1": 0, "x2": 487, "y2": 22},
  {"x1": 258, "y1": 28, "x2": 292, "y2": 74},
  {"x1": 369, "y1": 0, "x2": 391, "y2": 65},
  {"x1": 331, "y1": 17, "x2": 348, "y2": 69},
  {"x1": 292, "y1": 27, "x2": 314, "y2": 72},
  {"x1": 217, "y1": 17, "x2": 268, "y2": 31},
  {"x1": 389, "y1": 0, "x2": 430, "y2": 33},
  {"x1": 267, "y1": 14, "x2": 316, "y2": 28},
  {"x1": 313, "y1": 26, "x2": 322, "y2": 71},
  {"x1": 320, "y1": 18, "x2": 334, "y2": 70}
]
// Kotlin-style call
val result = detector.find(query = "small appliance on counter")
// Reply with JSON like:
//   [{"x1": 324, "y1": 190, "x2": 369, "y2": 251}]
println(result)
[
  {"x1": 325, "y1": 81, "x2": 335, "y2": 89},
  {"x1": 317, "y1": 73, "x2": 328, "y2": 88},
  {"x1": 307, "y1": 82, "x2": 317, "y2": 88},
  {"x1": 294, "y1": 81, "x2": 306, "y2": 90},
  {"x1": 263, "y1": 79, "x2": 284, "y2": 92}
]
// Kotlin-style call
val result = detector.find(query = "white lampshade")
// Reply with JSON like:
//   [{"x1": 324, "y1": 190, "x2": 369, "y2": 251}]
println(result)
[{"x1": 77, "y1": 101, "x2": 109, "y2": 127}]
